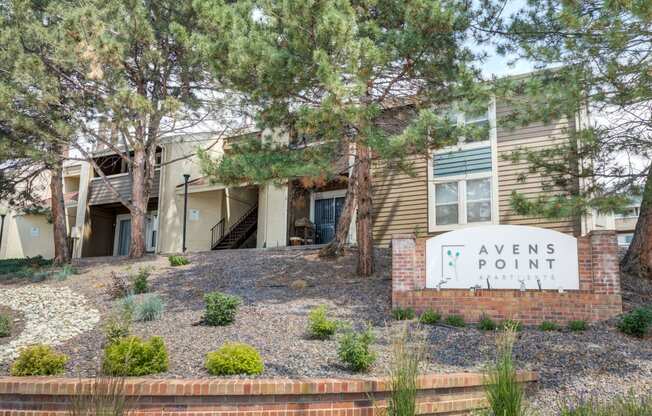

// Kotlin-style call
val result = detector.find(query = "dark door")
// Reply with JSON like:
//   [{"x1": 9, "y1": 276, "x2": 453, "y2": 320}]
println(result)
[
  {"x1": 117, "y1": 218, "x2": 131, "y2": 256},
  {"x1": 314, "y1": 196, "x2": 345, "y2": 244}
]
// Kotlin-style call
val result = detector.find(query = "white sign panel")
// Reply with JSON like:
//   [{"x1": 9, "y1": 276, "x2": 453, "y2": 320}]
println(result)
[
  {"x1": 189, "y1": 209, "x2": 200, "y2": 221},
  {"x1": 426, "y1": 225, "x2": 579, "y2": 290},
  {"x1": 30, "y1": 227, "x2": 40, "y2": 237}
]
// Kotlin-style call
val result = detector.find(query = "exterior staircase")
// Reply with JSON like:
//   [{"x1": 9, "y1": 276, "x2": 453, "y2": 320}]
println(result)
[{"x1": 211, "y1": 204, "x2": 258, "y2": 250}]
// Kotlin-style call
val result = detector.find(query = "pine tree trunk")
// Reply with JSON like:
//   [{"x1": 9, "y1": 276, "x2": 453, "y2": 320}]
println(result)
[
  {"x1": 621, "y1": 164, "x2": 652, "y2": 279},
  {"x1": 319, "y1": 162, "x2": 358, "y2": 258},
  {"x1": 49, "y1": 149, "x2": 69, "y2": 265},
  {"x1": 355, "y1": 143, "x2": 374, "y2": 276},
  {"x1": 129, "y1": 147, "x2": 148, "y2": 258}
]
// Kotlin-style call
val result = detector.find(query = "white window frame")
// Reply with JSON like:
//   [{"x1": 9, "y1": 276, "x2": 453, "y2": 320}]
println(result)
[{"x1": 428, "y1": 98, "x2": 499, "y2": 233}]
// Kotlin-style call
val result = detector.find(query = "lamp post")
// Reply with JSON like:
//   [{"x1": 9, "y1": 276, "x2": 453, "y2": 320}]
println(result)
[
  {"x1": 182, "y1": 173, "x2": 190, "y2": 253},
  {"x1": 0, "y1": 207, "x2": 6, "y2": 256}
]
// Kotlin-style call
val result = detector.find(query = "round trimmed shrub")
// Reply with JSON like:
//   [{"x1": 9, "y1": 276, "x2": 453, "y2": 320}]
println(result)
[
  {"x1": 102, "y1": 336, "x2": 168, "y2": 376},
  {"x1": 10, "y1": 345, "x2": 68, "y2": 376},
  {"x1": 205, "y1": 343, "x2": 264, "y2": 376}
]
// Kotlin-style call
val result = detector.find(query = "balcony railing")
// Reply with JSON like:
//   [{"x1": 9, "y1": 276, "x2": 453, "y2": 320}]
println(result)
[{"x1": 88, "y1": 169, "x2": 161, "y2": 206}]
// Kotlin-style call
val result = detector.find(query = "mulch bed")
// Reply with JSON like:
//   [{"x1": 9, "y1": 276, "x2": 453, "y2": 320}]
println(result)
[{"x1": 0, "y1": 248, "x2": 650, "y2": 415}]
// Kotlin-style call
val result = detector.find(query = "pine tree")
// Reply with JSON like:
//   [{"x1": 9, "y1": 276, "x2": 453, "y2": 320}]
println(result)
[
  {"x1": 196, "y1": 0, "x2": 496, "y2": 275},
  {"x1": 0, "y1": 0, "x2": 216, "y2": 258},
  {"x1": 497, "y1": 0, "x2": 652, "y2": 278}
]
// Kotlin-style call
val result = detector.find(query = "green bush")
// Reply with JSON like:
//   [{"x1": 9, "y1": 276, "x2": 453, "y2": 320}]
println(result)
[
  {"x1": 418, "y1": 309, "x2": 441, "y2": 325},
  {"x1": 134, "y1": 294, "x2": 165, "y2": 322},
  {"x1": 568, "y1": 320, "x2": 588, "y2": 332},
  {"x1": 445, "y1": 315, "x2": 466, "y2": 327},
  {"x1": 102, "y1": 336, "x2": 168, "y2": 376},
  {"x1": 559, "y1": 393, "x2": 652, "y2": 416},
  {"x1": 132, "y1": 268, "x2": 150, "y2": 294},
  {"x1": 618, "y1": 308, "x2": 652, "y2": 338},
  {"x1": 392, "y1": 307, "x2": 415, "y2": 321},
  {"x1": 484, "y1": 326, "x2": 525, "y2": 416},
  {"x1": 54, "y1": 264, "x2": 77, "y2": 281},
  {"x1": 205, "y1": 343, "x2": 264, "y2": 376},
  {"x1": 0, "y1": 256, "x2": 52, "y2": 277},
  {"x1": 539, "y1": 321, "x2": 560, "y2": 331},
  {"x1": 103, "y1": 311, "x2": 132, "y2": 345},
  {"x1": 10, "y1": 345, "x2": 68, "y2": 376},
  {"x1": 478, "y1": 314, "x2": 497, "y2": 331},
  {"x1": 307, "y1": 305, "x2": 338, "y2": 340},
  {"x1": 337, "y1": 327, "x2": 376, "y2": 372},
  {"x1": 502, "y1": 319, "x2": 522, "y2": 332},
  {"x1": 203, "y1": 291, "x2": 241, "y2": 326},
  {"x1": 0, "y1": 314, "x2": 10, "y2": 337},
  {"x1": 168, "y1": 255, "x2": 189, "y2": 266}
]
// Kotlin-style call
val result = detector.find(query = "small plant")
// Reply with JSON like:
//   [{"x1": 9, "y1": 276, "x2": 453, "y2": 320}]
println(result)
[
  {"x1": 386, "y1": 324, "x2": 425, "y2": 416},
  {"x1": 502, "y1": 319, "x2": 522, "y2": 332},
  {"x1": 132, "y1": 268, "x2": 150, "y2": 294},
  {"x1": 134, "y1": 294, "x2": 165, "y2": 322},
  {"x1": 307, "y1": 305, "x2": 338, "y2": 340},
  {"x1": 617, "y1": 307, "x2": 652, "y2": 338},
  {"x1": 539, "y1": 321, "x2": 560, "y2": 331},
  {"x1": 10, "y1": 345, "x2": 68, "y2": 376},
  {"x1": 392, "y1": 307, "x2": 415, "y2": 321},
  {"x1": 445, "y1": 315, "x2": 466, "y2": 327},
  {"x1": 102, "y1": 336, "x2": 168, "y2": 376},
  {"x1": 103, "y1": 310, "x2": 132, "y2": 345},
  {"x1": 337, "y1": 327, "x2": 376, "y2": 372},
  {"x1": 67, "y1": 376, "x2": 132, "y2": 416},
  {"x1": 418, "y1": 309, "x2": 441, "y2": 325},
  {"x1": 107, "y1": 272, "x2": 132, "y2": 299},
  {"x1": 54, "y1": 264, "x2": 77, "y2": 281},
  {"x1": 0, "y1": 313, "x2": 10, "y2": 337},
  {"x1": 203, "y1": 291, "x2": 241, "y2": 326},
  {"x1": 568, "y1": 320, "x2": 588, "y2": 332},
  {"x1": 168, "y1": 255, "x2": 189, "y2": 266},
  {"x1": 478, "y1": 314, "x2": 497, "y2": 331},
  {"x1": 558, "y1": 393, "x2": 652, "y2": 416},
  {"x1": 205, "y1": 343, "x2": 264, "y2": 376},
  {"x1": 484, "y1": 323, "x2": 526, "y2": 416}
]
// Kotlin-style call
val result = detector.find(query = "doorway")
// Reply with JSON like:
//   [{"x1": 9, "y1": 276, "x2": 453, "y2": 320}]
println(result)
[{"x1": 311, "y1": 191, "x2": 346, "y2": 244}]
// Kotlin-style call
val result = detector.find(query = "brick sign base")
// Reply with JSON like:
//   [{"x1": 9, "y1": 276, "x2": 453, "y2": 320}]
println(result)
[
  {"x1": 0, "y1": 372, "x2": 537, "y2": 416},
  {"x1": 392, "y1": 231, "x2": 622, "y2": 325}
]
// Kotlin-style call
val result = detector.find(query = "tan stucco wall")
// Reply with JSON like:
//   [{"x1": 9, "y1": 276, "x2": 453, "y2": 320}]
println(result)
[
  {"x1": 157, "y1": 134, "x2": 226, "y2": 254},
  {"x1": 0, "y1": 213, "x2": 54, "y2": 260},
  {"x1": 224, "y1": 187, "x2": 258, "y2": 228}
]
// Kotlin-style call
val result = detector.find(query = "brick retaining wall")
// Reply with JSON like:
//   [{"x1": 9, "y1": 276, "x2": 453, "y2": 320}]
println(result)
[
  {"x1": 392, "y1": 231, "x2": 622, "y2": 325},
  {"x1": 0, "y1": 372, "x2": 537, "y2": 416}
]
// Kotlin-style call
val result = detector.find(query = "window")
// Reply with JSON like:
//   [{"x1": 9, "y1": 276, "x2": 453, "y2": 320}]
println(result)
[
  {"x1": 463, "y1": 111, "x2": 490, "y2": 143},
  {"x1": 432, "y1": 176, "x2": 492, "y2": 227},
  {"x1": 617, "y1": 233, "x2": 634, "y2": 246},
  {"x1": 615, "y1": 206, "x2": 640, "y2": 218}
]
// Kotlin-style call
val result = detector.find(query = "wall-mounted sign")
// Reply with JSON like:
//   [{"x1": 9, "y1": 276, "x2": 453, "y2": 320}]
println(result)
[
  {"x1": 189, "y1": 209, "x2": 200, "y2": 221},
  {"x1": 426, "y1": 225, "x2": 579, "y2": 291},
  {"x1": 30, "y1": 227, "x2": 40, "y2": 237}
]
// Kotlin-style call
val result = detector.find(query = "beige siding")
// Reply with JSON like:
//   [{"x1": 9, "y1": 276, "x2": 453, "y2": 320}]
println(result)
[
  {"x1": 495, "y1": 103, "x2": 577, "y2": 234},
  {"x1": 87, "y1": 170, "x2": 161, "y2": 206},
  {"x1": 372, "y1": 155, "x2": 429, "y2": 248}
]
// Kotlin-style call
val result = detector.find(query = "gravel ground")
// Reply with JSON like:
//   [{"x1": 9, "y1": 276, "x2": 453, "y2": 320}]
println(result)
[{"x1": 0, "y1": 248, "x2": 650, "y2": 415}]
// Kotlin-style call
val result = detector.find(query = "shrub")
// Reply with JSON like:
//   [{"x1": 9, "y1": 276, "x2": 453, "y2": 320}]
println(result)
[
  {"x1": 132, "y1": 268, "x2": 150, "y2": 294},
  {"x1": 484, "y1": 325, "x2": 526, "y2": 416},
  {"x1": 54, "y1": 264, "x2": 77, "y2": 281},
  {"x1": 539, "y1": 321, "x2": 560, "y2": 331},
  {"x1": 568, "y1": 320, "x2": 588, "y2": 332},
  {"x1": 478, "y1": 314, "x2": 497, "y2": 331},
  {"x1": 10, "y1": 345, "x2": 68, "y2": 376},
  {"x1": 134, "y1": 294, "x2": 165, "y2": 322},
  {"x1": 307, "y1": 305, "x2": 338, "y2": 340},
  {"x1": 168, "y1": 255, "x2": 189, "y2": 266},
  {"x1": 559, "y1": 393, "x2": 652, "y2": 416},
  {"x1": 0, "y1": 314, "x2": 10, "y2": 337},
  {"x1": 0, "y1": 256, "x2": 52, "y2": 277},
  {"x1": 205, "y1": 343, "x2": 264, "y2": 376},
  {"x1": 445, "y1": 315, "x2": 465, "y2": 327},
  {"x1": 107, "y1": 272, "x2": 131, "y2": 299},
  {"x1": 617, "y1": 308, "x2": 652, "y2": 338},
  {"x1": 387, "y1": 324, "x2": 425, "y2": 416},
  {"x1": 418, "y1": 309, "x2": 441, "y2": 325},
  {"x1": 203, "y1": 291, "x2": 241, "y2": 326},
  {"x1": 502, "y1": 319, "x2": 522, "y2": 332},
  {"x1": 337, "y1": 327, "x2": 376, "y2": 372},
  {"x1": 103, "y1": 311, "x2": 132, "y2": 344},
  {"x1": 392, "y1": 307, "x2": 415, "y2": 321},
  {"x1": 102, "y1": 336, "x2": 168, "y2": 376}
]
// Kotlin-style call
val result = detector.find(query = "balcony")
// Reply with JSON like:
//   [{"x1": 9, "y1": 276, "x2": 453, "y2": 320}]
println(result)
[{"x1": 88, "y1": 169, "x2": 161, "y2": 206}]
